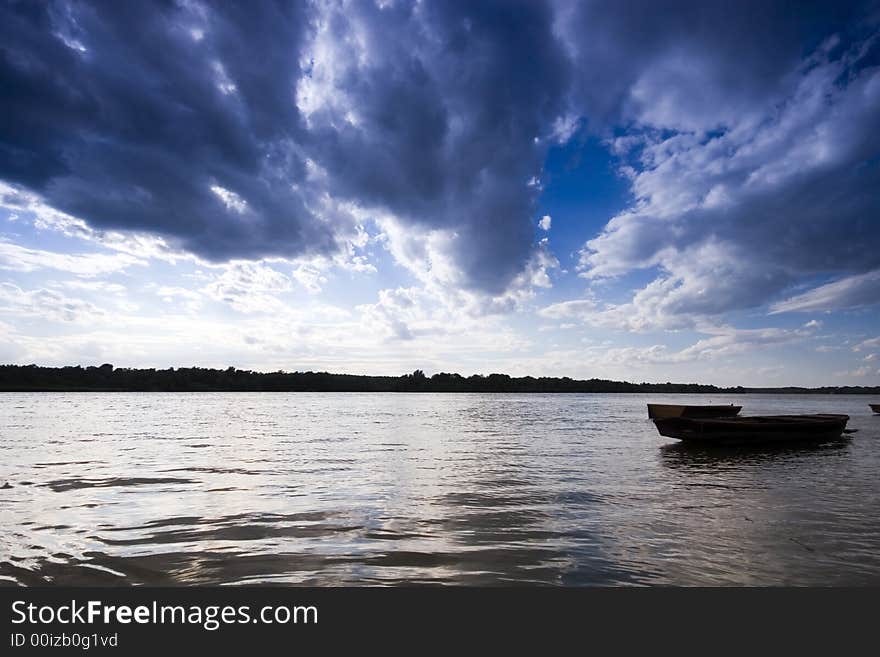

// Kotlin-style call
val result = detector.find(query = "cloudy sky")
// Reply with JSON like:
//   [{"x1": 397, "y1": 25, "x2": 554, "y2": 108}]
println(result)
[{"x1": 1, "y1": 0, "x2": 879, "y2": 386}]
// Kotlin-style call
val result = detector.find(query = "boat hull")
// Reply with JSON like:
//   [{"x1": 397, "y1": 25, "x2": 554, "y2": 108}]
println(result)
[
  {"x1": 871, "y1": 404, "x2": 880, "y2": 414},
  {"x1": 653, "y1": 414, "x2": 849, "y2": 445},
  {"x1": 647, "y1": 403, "x2": 742, "y2": 419}
]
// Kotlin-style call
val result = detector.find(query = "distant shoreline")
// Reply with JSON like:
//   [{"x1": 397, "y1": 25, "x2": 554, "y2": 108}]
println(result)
[{"x1": 2, "y1": 365, "x2": 878, "y2": 394}]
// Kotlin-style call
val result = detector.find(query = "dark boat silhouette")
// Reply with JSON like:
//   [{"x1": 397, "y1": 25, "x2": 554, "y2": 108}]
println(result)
[
  {"x1": 647, "y1": 403, "x2": 742, "y2": 419},
  {"x1": 871, "y1": 404, "x2": 880, "y2": 414},
  {"x1": 652, "y1": 414, "x2": 849, "y2": 445}
]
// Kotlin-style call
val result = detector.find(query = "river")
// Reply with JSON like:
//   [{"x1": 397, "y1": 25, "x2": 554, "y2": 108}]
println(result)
[{"x1": 2, "y1": 392, "x2": 879, "y2": 585}]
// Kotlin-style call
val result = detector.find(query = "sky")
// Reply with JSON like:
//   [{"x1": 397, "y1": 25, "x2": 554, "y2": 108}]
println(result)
[{"x1": 1, "y1": 0, "x2": 879, "y2": 387}]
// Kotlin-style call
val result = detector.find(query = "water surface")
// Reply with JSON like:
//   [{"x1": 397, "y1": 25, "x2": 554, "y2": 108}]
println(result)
[{"x1": 2, "y1": 393, "x2": 879, "y2": 586}]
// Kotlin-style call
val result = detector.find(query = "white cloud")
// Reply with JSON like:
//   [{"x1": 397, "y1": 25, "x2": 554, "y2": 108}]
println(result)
[
  {"x1": 153, "y1": 286, "x2": 204, "y2": 312},
  {"x1": 355, "y1": 283, "x2": 535, "y2": 362},
  {"x1": 210, "y1": 185, "x2": 248, "y2": 214},
  {"x1": 771, "y1": 269, "x2": 880, "y2": 314},
  {"x1": 0, "y1": 283, "x2": 105, "y2": 323},
  {"x1": 538, "y1": 299, "x2": 596, "y2": 321},
  {"x1": 549, "y1": 115, "x2": 579, "y2": 144},
  {"x1": 0, "y1": 240, "x2": 145, "y2": 276},
  {"x1": 201, "y1": 262, "x2": 292, "y2": 314},
  {"x1": 376, "y1": 214, "x2": 559, "y2": 317},
  {"x1": 210, "y1": 61, "x2": 237, "y2": 96},
  {"x1": 834, "y1": 366, "x2": 878, "y2": 378},
  {"x1": 549, "y1": 241, "x2": 775, "y2": 331},
  {"x1": 599, "y1": 327, "x2": 806, "y2": 365},
  {"x1": 376, "y1": 216, "x2": 464, "y2": 290},
  {"x1": 854, "y1": 336, "x2": 880, "y2": 352},
  {"x1": 539, "y1": 215, "x2": 552, "y2": 231},
  {"x1": 290, "y1": 264, "x2": 328, "y2": 294},
  {"x1": 675, "y1": 326, "x2": 805, "y2": 361},
  {"x1": 0, "y1": 182, "x2": 185, "y2": 262},
  {"x1": 55, "y1": 280, "x2": 127, "y2": 295},
  {"x1": 358, "y1": 287, "x2": 438, "y2": 341},
  {"x1": 578, "y1": 36, "x2": 880, "y2": 327}
]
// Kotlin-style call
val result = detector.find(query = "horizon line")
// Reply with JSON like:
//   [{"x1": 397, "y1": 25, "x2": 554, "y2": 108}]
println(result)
[{"x1": 2, "y1": 363, "x2": 879, "y2": 393}]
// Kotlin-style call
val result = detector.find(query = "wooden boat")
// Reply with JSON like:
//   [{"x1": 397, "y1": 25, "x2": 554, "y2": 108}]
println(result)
[
  {"x1": 652, "y1": 414, "x2": 849, "y2": 445},
  {"x1": 647, "y1": 403, "x2": 742, "y2": 419},
  {"x1": 871, "y1": 404, "x2": 880, "y2": 414}
]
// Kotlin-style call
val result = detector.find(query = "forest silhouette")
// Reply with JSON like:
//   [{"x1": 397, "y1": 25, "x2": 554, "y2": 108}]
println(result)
[{"x1": 2, "y1": 364, "x2": 879, "y2": 394}]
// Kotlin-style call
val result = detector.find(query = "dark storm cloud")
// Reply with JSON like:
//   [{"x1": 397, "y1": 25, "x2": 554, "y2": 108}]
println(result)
[
  {"x1": 0, "y1": 0, "x2": 569, "y2": 294},
  {"x1": 1, "y1": 0, "x2": 878, "y2": 305},
  {"x1": 0, "y1": 0, "x2": 342, "y2": 261},
  {"x1": 555, "y1": 0, "x2": 873, "y2": 131},
  {"x1": 298, "y1": 0, "x2": 570, "y2": 293}
]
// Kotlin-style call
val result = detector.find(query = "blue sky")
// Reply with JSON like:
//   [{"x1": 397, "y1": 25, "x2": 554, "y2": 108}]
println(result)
[{"x1": 1, "y1": 0, "x2": 879, "y2": 386}]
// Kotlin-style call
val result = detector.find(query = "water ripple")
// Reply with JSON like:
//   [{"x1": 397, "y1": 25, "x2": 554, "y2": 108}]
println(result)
[{"x1": 2, "y1": 392, "x2": 880, "y2": 585}]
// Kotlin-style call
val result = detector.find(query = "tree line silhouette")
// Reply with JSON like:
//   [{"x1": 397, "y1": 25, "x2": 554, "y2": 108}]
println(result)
[{"x1": 1, "y1": 364, "x2": 878, "y2": 394}]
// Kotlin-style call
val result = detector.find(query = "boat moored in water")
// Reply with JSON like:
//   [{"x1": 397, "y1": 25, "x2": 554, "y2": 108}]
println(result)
[
  {"x1": 652, "y1": 414, "x2": 850, "y2": 445},
  {"x1": 647, "y1": 403, "x2": 742, "y2": 419},
  {"x1": 871, "y1": 404, "x2": 880, "y2": 414}
]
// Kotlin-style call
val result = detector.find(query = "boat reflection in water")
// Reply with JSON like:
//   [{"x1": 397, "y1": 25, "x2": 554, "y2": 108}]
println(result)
[{"x1": 659, "y1": 436, "x2": 851, "y2": 470}]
